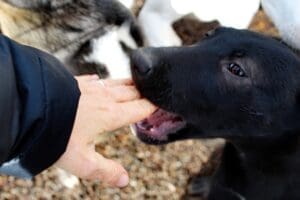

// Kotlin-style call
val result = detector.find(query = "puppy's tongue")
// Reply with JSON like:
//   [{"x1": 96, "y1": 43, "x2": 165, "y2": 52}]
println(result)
[{"x1": 133, "y1": 109, "x2": 186, "y2": 140}]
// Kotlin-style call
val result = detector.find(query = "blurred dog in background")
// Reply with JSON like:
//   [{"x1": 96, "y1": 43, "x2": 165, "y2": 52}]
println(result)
[
  {"x1": 0, "y1": 0, "x2": 142, "y2": 78},
  {"x1": 138, "y1": 0, "x2": 300, "y2": 50},
  {"x1": 138, "y1": 0, "x2": 260, "y2": 46}
]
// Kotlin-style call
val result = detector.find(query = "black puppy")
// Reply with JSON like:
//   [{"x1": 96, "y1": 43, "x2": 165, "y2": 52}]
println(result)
[{"x1": 130, "y1": 27, "x2": 300, "y2": 200}]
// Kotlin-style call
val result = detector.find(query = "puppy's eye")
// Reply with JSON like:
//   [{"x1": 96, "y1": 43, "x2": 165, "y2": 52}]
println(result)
[{"x1": 227, "y1": 63, "x2": 246, "y2": 77}]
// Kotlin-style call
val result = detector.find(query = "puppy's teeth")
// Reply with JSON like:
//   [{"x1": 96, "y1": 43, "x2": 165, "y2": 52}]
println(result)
[{"x1": 130, "y1": 124, "x2": 137, "y2": 136}]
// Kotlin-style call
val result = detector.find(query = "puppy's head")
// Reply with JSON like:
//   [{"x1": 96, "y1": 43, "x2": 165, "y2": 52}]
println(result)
[{"x1": 131, "y1": 27, "x2": 300, "y2": 144}]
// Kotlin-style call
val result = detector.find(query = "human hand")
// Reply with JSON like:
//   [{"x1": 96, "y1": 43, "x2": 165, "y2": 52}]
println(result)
[{"x1": 55, "y1": 74, "x2": 156, "y2": 187}]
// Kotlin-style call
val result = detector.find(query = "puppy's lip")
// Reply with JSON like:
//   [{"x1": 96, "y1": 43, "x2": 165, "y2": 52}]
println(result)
[{"x1": 133, "y1": 109, "x2": 186, "y2": 142}]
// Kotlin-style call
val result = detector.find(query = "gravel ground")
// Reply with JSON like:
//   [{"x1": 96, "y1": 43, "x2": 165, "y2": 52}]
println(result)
[
  {"x1": 0, "y1": 2, "x2": 280, "y2": 200},
  {"x1": 0, "y1": 128, "x2": 222, "y2": 200}
]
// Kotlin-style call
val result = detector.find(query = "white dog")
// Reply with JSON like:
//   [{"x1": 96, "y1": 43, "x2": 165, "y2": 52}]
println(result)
[
  {"x1": 139, "y1": 0, "x2": 300, "y2": 50},
  {"x1": 261, "y1": 0, "x2": 300, "y2": 50},
  {"x1": 138, "y1": 0, "x2": 260, "y2": 47}
]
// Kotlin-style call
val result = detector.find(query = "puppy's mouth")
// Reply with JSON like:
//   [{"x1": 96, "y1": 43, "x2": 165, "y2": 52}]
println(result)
[{"x1": 132, "y1": 109, "x2": 187, "y2": 143}]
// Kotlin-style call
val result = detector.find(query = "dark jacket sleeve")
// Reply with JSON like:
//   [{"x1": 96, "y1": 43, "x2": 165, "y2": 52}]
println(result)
[{"x1": 0, "y1": 34, "x2": 80, "y2": 178}]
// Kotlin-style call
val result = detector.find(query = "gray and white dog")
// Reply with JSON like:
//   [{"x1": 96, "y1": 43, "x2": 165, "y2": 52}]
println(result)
[{"x1": 0, "y1": 0, "x2": 142, "y2": 78}]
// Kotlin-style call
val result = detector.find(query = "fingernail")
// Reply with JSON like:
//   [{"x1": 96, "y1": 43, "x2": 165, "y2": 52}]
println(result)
[{"x1": 117, "y1": 174, "x2": 129, "y2": 188}]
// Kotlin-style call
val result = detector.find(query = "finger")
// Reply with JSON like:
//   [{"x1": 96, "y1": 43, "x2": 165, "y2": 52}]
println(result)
[
  {"x1": 93, "y1": 153, "x2": 129, "y2": 187},
  {"x1": 117, "y1": 99, "x2": 157, "y2": 125},
  {"x1": 102, "y1": 79, "x2": 133, "y2": 87},
  {"x1": 109, "y1": 86, "x2": 140, "y2": 102},
  {"x1": 55, "y1": 147, "x2": 129, "y2": 187}
]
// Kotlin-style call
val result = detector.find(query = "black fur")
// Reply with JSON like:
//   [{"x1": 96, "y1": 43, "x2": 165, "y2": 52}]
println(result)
[{"x1": 131, "y1": 27, "x2": 300, "y2": 200}]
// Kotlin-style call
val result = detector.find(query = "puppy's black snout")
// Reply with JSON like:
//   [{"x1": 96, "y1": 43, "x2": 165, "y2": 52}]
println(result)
[{"x1": 130, "y1": 49, "x2": 155, "y2": 77}]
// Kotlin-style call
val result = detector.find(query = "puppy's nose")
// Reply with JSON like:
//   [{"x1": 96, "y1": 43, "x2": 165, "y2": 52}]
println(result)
[{"x1": 130, "y1": 49, "x2": 154, "y2": 76}]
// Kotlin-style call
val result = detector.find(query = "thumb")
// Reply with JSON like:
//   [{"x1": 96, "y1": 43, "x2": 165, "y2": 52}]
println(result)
[{"x1": 92, "y1": 152, "x2": 129, "y2": 188}]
